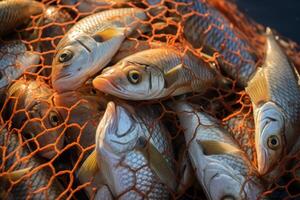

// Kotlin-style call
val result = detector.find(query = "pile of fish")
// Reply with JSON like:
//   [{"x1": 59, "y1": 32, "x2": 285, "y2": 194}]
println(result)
[{"x1": 0, "y1": 0, "x2": 299, "y2": 199}]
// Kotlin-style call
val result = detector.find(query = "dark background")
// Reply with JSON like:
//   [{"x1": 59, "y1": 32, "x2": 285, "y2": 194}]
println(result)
[{"x1": 235, "y1": 0, "x2": 300, "y2": 43}]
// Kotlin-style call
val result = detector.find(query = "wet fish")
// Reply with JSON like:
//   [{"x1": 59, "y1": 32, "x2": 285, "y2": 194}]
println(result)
[
  {"x1": 78, "y1": 102, "x2": 175, "y2": 199},
  {"x1": 93, "y1": 48, "x2": 218, "y2": 100},
  {"x1": 0, "y1": 40, "x2": 40, "y2": 90},
  {"x1": 0, "y1": 127, "x2": 65, "y2": 199},
  {"x1": 174, "y1": 101, "x2": 263, "y2": 200},
  {"x1": 51, "y1": 8, "x2": 147, "y2": 93},
  {"x1": 60, "y1": 0, "x2": 129, "y2": 13},
  {"x1": 245, "y1": 29, "x2": 300, "y2": 175},
  {"x1": 0, "y1": 0, "x2": 44, "y2": 36},
  {"x1": 3, "y1": 80, "x2": 65, "y2": 159},
  {"x1": 173, "y1": 0, "x2": 258, "y2": 87}
]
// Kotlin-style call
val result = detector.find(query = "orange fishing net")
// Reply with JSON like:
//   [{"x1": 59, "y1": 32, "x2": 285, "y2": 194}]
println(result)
[{"x1": 0, "y1": 0, "x2": 299, "y2": 199}]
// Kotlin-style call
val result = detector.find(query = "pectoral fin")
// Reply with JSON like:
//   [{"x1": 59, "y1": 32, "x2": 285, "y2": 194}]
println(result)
[
  {"x1": 78, "y1": 150, "x2": 99, "y2": 184},
  {"x1": 197, "y1": 140, "x2": 242, "y2": 155},
  {"x1": 92, "y1": 27, "x2": 125, "y2": 42},
  {"x1": 135, "y1": 137, "x2": 177, "y2": 191},
  {"x1": 164, "y1": 64, "x2": 183, "y2": 88},
  {"x1": 4, "y1": 167, "x2": 32, "y2": 181}
]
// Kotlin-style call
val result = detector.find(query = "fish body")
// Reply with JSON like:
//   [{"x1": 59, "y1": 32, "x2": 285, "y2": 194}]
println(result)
[
  {"x1": 245, "y1": 29, "x2": 300, "y2": 175},
  {"x1": 0, "y1": 127, "x2": 65, "y2": 199},
  {"x1": 93, "y1": 102, "x2": 173, "y2": 199},
  {"x1": 174, "y1": 102, "x2": 262, "y2": 200},
  {"x1": 174, "y1": 0, "x2": 257, "y2": 87},
  {"x1": 224, "y1": 113, "x2": 256, "y2": 162},
  {"x1": 0, "y1": 0, "x2": 44, "y2": 36},
  {"x1": 3, "y1": 80, "x2": 65, "y2": 159},
  {"x1": 51, "y1": 8, "x2": 147, "y2": 92},
  {"x1": 93, "y1": 48, "x2": 217, "y2": 100},
  {"x1": 0, "y1": 40, "x2": 40, "y2": 89}
]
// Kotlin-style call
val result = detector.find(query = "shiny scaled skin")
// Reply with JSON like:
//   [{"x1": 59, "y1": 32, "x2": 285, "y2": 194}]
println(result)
[
  {"x1": 3, "y1": 80, "x2": 65, "y2": 159},
  {"x1": 175, "y1": 0, "x2": 257, "y2": 87},
  {"x1": 174, "y1": 102, "x2": 262, "y2": 200},
  {"x1": 51, "y1": 8, "x2": 147, "y2": 92},
  {"x1": 0, "y1": 40, "x2": 39, "y2": 89},
  {"x1": 0, "y1": 0, "x2": 44, "y2": 36},
  {"x1": 93, "y1": 48, "x2": 217, "y2": 100},
  {"x1": 95, "y1": 102, "x2": 173, "y2": 199},
  {"x1": 246, "y1": 30, "x2": 300, "y2": 175},
  {"x1": 0, "y1": 127, "x2": 65, "y2": 199}
]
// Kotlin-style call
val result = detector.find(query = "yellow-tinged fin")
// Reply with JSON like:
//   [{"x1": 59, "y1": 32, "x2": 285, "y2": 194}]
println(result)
[
  {"x1": 135, "y1": 137, "x2": 177, "y2": 191},
  {"x1": 78, "y1": 150, "x2": 99, "y2": 184},
  {"x1": 164, "y1": 64, "x2": 183, "y2": 88},
  {"x1": 197, "y1": 140, "x2": 242, "y2": 155},
  {"x1": 245, "y1": 67, "x2": 270, "y2": 106},
  {"x1": 92, "y1": 27, "x2": 125, "y2": 42},
  {"x1": 4, "y1": 167, "x2": 32, "y2": 181}
]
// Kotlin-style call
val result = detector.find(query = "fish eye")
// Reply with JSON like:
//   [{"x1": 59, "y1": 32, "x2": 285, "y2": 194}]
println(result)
[
  {"x1": 58, "y1": 49, "x2": 73, "y2": 63},
  {"x1": 48, "y1": 110, "x2": 61, "y2": 127},
  {"x1": 267, "y1": 135, "x2": 280, "y2": 150},
  {"x1": 221, "y1": 195, "x2": 235, "y2": 200},
  {"x1": 127, "y1": 70, "x2": 141, "y2": 84}
]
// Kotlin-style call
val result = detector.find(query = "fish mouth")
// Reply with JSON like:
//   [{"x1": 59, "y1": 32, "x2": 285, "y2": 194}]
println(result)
[
  {"x1": 257, "y1": 148, "x2": 268, "y2": 175},
  {"x1": 93, "y1": 76, "x2": 122, "y2": 93}
]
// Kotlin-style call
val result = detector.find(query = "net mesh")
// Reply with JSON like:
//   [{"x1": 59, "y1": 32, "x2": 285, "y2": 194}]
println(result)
[{"x1": 0, "y1": 0, "x2": 299, "y2": 199}]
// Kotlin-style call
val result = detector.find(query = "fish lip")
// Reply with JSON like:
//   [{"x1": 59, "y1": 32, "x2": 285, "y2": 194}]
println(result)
[
  {"x1": 93, "y1": 76, "x2": 121, "y2": 92},
  {"x1": 257, "y1": 148, "x2": 268, "y2": 175}
]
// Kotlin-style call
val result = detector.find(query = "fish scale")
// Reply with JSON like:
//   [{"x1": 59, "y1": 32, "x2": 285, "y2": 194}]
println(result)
[
  {"x1": 0, "y1": 128, "x2": 65, "y2": 200},
  {"x1": 175, "y1": 0, "x2": 257, "y2": 86}
]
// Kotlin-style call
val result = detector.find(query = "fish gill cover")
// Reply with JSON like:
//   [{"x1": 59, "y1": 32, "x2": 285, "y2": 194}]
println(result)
[{"x1": 0, "y1": 0, "x2": 299, "y2": 199}]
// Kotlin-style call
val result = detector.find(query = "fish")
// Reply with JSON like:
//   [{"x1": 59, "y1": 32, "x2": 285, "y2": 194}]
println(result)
[
  {"x1": 59, "y1": 0, "x2": 130, "y2": 13},
  {"x1": 3, "y1": 80, "x2": 65, "y2": 159},
  {"x1": 0, "y1": 40, "x2": 40, "y2": 90},
  {"x1": 174, "y1": 101, "x2": 263, "y2": 200},
  {"x1": 0, "y1": 127, "x2": 65, "y2": 199},
  {"x1": 0, "y1": 0, "x2": 44, "y2": 36},
  {"x1": 78, "y1": 101, "x2": 175, "y2": 199},
  {"x1": 51, "y1": 8, "x2": 147, "y2": 93},
  {"x1": 223, "y1": 112, "x2": 256, "y2": 162},
  {"x1": 173, "y1": 0, "x2": 258, "y2": 87},
  {"x1": 31, "y1": 6, "x2": 73, "y2": 76},
  {"x1": 245, "y1": 28, "x2": 300, "y2": 175},
  {"x1": 93, "y1": 48, "x2": 219, "y2": 100}
]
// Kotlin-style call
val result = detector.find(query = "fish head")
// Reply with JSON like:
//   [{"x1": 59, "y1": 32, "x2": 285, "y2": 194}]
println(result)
[
  {"x1": 96, "y1": 102, "x2": 140, "y2": 155},
  {"x1": 254, "y1": 102, "x2": 285, "y2": 175},
  {"x1": 52, "y1": 28, "x2": 125, "y2": 93},
  {"x1": 52, "y1": 34, "x2": 96, "y2": 92},
  {"x1": 93, "y1": 61, "x2": 165, "y2": 100},
  {"x1": 205, "y1": 165, "x2": 261, "y2": 200}
]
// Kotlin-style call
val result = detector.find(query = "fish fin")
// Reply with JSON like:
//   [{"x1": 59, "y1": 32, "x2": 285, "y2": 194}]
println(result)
[
  {"x1": 164, "y1": 64, "x2": 183, "y2": 88},
  {"x1": 135, "y1": 137, "x2": 177, "y2": 191},
  {"x1": 197, "y1": 140, "x2": 241, "y2": 155},
  {"x1": 4, "y1": 167, "x2": 32, "y2": 181},
  {"x1": 92, "y1": 27, "x2": 125, "y2": 42},
  {"x1": 78, "y1": 150, "x2": 99, "y2": 184},
  {"x1": 245, "y1": 67, "x2": 270, "y2": 106}
]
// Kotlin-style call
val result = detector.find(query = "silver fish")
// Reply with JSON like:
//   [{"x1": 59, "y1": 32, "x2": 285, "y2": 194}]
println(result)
[
  {"x1": 51, "y1": 8, "x2": 147, "y2": 93},
  {"x1": 78, "y1": 102, "x2": 175, "y2": 199},
  {"x1": 93, "y1": 48, "x2": 218, "y2": 100},
  {"x1": 0, "y1": 40, "x2": 39, "y2": 89},
  {"x1": 174, "y1": 101, "x2": 263, "y2": 200},
  {"x1": 245, "y1": 28, "x2": 300, "y2": 175},
  {"x1": 0, "y1": 0, "x2": 44, "y2": 36},
  {"x1": 0, "y1": 127, "x2": 65, "y2": 199},
  {"x1": 4, "y1": 80, "x2": 65, "y2": 159},
  {"x1": 173, "y1": 0, "x2": 258, "y2": 87},
  {"x1": 59, "y1": 0, "x2": 129, "y2": 13}
]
